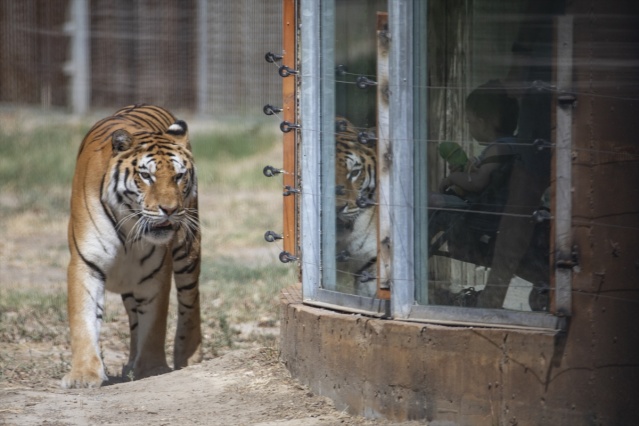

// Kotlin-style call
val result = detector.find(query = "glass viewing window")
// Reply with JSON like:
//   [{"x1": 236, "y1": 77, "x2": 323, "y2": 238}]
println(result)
[{"x1": 301, "y1": 0, "x2": 567, "y2": 329}]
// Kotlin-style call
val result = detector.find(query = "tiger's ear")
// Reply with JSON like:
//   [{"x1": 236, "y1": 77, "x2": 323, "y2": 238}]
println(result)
[
  {"x1": 166, "y1": 120, "x2": 189, "y2": 145},
  {"x1": 112, "y1": 129, "x2": 133, "y2": 152}
]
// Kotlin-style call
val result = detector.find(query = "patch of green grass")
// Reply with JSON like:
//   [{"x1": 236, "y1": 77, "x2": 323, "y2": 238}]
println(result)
[
  {"x1": 0, "y1": 124, "x2": 85, "y2": 215},
  {"x1": 200, "y1": 257, "x2": 295, "y2": 323},
  {"x1": 0, "y1": 125, "x2": 83, "y2": 189},
  {"x1": 0, "y1": 290, "x2": 68, "y2": 344},
  {"x1": 191, "y1": 123, "x2": 276, "y2": 162},
  {"x1": 191, "y1": 124, "x2": 281, "y2": 189}
]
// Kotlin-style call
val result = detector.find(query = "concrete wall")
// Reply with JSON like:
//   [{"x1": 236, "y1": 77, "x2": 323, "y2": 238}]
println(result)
[{"x1": 280, "y1": 285, "x2": 638, "y2": 424}]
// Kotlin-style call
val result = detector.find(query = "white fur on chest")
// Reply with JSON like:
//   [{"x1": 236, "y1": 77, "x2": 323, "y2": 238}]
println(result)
[{"x1": 75, "y1": 196, "x2": 173, "y2": 294}]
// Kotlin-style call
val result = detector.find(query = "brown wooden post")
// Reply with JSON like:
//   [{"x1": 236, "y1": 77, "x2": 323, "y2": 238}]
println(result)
[{"x1": 282, "y1": 0, "x2": 297, "y2": 255}]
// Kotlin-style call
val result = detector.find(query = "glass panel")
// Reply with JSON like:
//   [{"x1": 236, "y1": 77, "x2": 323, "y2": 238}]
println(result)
[
  {"x1": 322, "y1": 0, "x2": 387, "y2": 297},
  {"x1": 419, "y1": 0, "x2": 559, "y2": 311}
]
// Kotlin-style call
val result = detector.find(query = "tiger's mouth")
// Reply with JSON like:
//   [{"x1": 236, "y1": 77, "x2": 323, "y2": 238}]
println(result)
[{"x1": 150, "y1": 220, "x2": 175, "y2": 231}]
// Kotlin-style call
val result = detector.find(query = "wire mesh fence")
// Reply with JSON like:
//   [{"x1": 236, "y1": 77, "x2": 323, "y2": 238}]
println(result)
[
  {"x1": 0, "y1": 0, "x2": 283, "y2": 117},
  {"x1": 0, "y1": 0, "x2": 289, "y2": 387}
]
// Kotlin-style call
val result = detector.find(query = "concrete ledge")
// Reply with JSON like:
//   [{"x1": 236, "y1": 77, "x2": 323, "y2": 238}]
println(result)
[{"x1": 279, "y1": 285, "x2": 587, "y2": 424}]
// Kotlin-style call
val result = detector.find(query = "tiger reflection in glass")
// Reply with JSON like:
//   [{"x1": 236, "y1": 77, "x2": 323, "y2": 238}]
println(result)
[{"x1": 334, "y1": 118, "x2": 377, "y2": 297}]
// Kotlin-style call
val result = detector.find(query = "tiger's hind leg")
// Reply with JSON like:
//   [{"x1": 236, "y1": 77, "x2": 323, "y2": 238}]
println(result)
[{"x1": 172, "y1": 239, "x2": 202, "y2": 369}]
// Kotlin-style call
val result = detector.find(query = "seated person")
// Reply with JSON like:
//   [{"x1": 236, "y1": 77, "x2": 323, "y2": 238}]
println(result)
[
  {"x1": 429, "y1": 81, "x2": 550, "y2": 310},
  {"x1": 430, "y1": 80, "x2": 519, "y2": 213}
]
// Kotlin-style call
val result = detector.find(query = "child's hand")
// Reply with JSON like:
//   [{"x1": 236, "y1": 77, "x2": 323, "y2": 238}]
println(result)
[
  {"x1": 438, "y1": 176, "x2": 452, "y2": 193},
  {"x1": 466, "y1": 157, "x2": 480, "y2": 173}
]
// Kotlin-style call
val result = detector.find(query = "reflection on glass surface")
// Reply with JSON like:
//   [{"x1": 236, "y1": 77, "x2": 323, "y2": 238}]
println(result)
[
  {"x1": 334, "y1": 117, "x2": 378, "y2": 297},
  {"x1": 328, "y1": 0, "x2": 387, "y2": 297},
  {"x1": 321, "y1": 0, "x2": 556, "y2": 308},
  {"x1": 423, "y1": 0, "x2": 557, "y2": 311}
]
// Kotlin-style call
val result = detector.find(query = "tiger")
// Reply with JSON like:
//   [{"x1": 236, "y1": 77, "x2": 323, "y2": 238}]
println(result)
[
  {"x1": 334, "y1": 117, "x2": 378, "y2": 297},
  {"x1": 61, "y1": 104, "x2": 202, "y2": 388}
]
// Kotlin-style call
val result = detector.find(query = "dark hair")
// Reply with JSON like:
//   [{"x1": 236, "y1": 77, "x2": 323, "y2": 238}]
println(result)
[{"x1": 465, "y1": 80, "x2": 519, "y2": 135}]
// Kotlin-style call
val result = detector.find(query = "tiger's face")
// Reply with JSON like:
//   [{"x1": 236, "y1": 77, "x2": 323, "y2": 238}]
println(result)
[
  {"x1": 104, "y1": 122, "x2": 198, "y2": 245},
  {"x1": 334, "y1": 119, "x2": 376, "y2": 225}
]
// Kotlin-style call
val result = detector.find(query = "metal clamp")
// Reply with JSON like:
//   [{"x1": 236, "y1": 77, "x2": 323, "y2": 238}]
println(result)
[
  {"x1": 264, "y1": 230, "x2": 283, "y2": 243},
  {"x1": 263, "y1": 165, "x2": 284, "y2": 177},
  {"x1": 265, "y1": 52, "x2": 283, "y2": 63},
  {"x1": 280, "y1": 121, "x2": 300, "y2": 133},
  {"x1": 278, "y1": 65, "x2": 298, "y2": 78},
  {"x1": 358, "y1": 271, "x2": 376, "y2": 283},
  {"x1": 358, "y1": 131, "x2": 376, "y2": 145},
  {"x1": 279, "y1": 251, "x2": 298, "y2": 263},
  {"x1": 356, "y1": 196, "x2": 375, "y2": 208},
  {"x1": 283, "y1": 185, "x2": 300, "y2": 196},
  {"x1": 532, "y1": 138, "x2": 552, "y2": 151},
  {"x1": 556, "y1": 245, "x2": 579, "y2": 269},
  {"x1": 263, "y1": 104, "x2": 282, "y2": 116},
  {"x1": 532, "y1": 209, "x2": 552, "y2": 223},
  {"x1": 356, "y1": 76, "x2": 377, "y2": 89},
  {"x1": 557, "y1": 91, "x2": 577, "y2": 108}
]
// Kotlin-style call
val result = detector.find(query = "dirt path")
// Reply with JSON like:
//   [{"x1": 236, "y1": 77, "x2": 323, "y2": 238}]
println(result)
[{"x1": 0, "y1": 348, "x2": 416, "y2": 426}]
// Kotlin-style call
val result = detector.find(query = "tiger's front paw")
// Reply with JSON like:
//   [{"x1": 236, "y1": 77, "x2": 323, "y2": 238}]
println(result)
[{"x1": 60, "y1": 367, "x2": 107, "y2": 389}]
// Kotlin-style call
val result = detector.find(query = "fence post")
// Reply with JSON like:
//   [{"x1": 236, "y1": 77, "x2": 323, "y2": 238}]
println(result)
[
  {"x1": 197, "y1": 0, "x2": 208, "y2": 116},
  {"x1": 65, "y1": 0, "x2": 90, "y2": 115}
]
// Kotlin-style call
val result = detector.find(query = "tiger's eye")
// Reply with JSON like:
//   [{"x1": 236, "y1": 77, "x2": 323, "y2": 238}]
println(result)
[{"x1": 139, "y1": 172, "x2": 151, "y2": 180}]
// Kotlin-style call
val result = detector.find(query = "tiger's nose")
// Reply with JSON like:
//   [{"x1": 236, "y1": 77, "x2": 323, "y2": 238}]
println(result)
[{"x1": 159, "y1": 205, "x2": 177, "y2": 217}]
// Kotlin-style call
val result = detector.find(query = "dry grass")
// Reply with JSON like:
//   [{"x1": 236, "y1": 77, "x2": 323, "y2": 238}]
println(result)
[{"x1": 0, "y1": 113, "x2": 294, "y2": 388}]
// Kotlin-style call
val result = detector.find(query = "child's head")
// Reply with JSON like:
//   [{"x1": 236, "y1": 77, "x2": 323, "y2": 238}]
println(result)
[{"x1": 465, "y1": 80, "x2": 519, "y2": 142}]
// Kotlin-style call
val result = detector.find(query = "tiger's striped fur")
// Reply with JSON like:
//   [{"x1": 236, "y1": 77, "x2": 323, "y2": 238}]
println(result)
[
  {"x1": 62, "y1": 104, "x2": 202, "y2": 388},
  {"x1": 334, "y1": 118, "x2": 378, "y2": 297}
]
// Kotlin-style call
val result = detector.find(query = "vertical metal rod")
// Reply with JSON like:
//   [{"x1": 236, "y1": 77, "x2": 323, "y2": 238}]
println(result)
[
  {"x1": 555, "y1": 15, "x2": 573, "y2": 316},
  {"x1": 389, "y1": 0, "x2": 415, "y2": 319},
  {"x1": 196, "y1": 0, "x2": 208, "y2": 116},
  {"x1": 412, "y1": 0, "x2": 429, "y2": 305},
  {"x1": 320, "y1": 0, "x2": 336, "y2": 291},
  {"x1": 376, "y1": 12, "x2": 392, "y2": 300},
  {"x1": 68, "y1": 0, "x2": 90, "y2": 115},
  {"x1": 300, "y1": 0, "x2": 321, "y2": 300}
]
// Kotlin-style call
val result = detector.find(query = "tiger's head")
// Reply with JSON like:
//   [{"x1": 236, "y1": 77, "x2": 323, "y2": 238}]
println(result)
[
  {"x1": 334, "y1": 118, "x2": 377, "y2": 226},
  {"x1": 104, "y1": 120, "x2": 198, "y2": 245}
]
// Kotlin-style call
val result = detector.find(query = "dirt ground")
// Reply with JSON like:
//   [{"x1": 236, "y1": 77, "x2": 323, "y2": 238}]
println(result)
[
  {"x1": 0, "y1": 210, "x2": 417, "y2": 426},
  {"x1": 0, "y1": 212, "x2": 418, "y2": 426},
  {"x1": 0, "y1": 128, "x2": 421, "y2": 425},
  {"x1": 1, "y1": 348, "x2": 422, "y2": 426}
]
